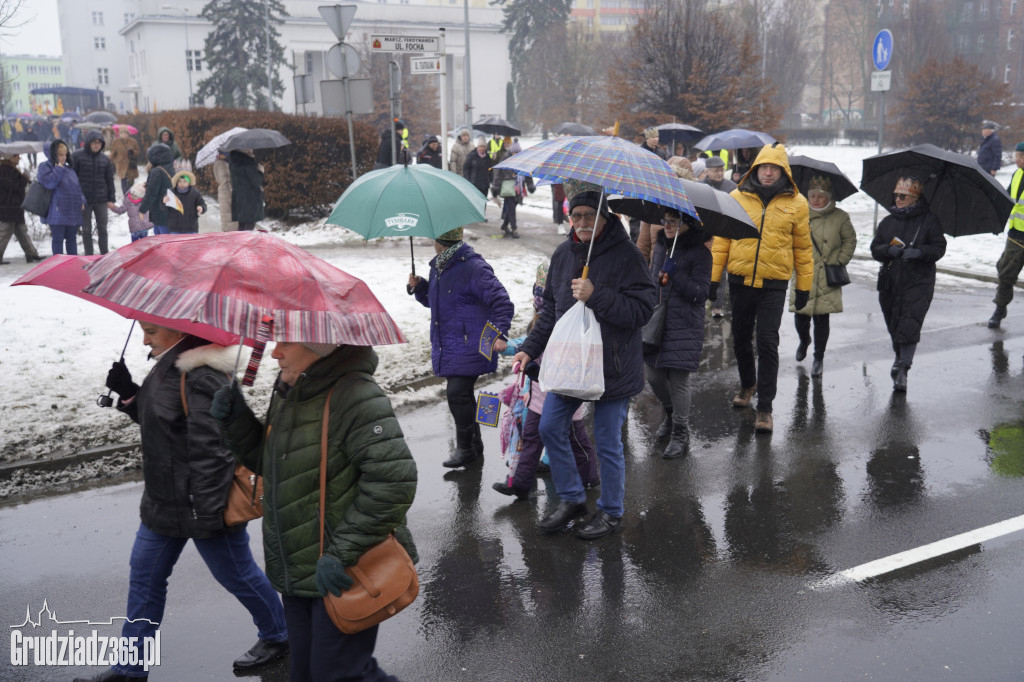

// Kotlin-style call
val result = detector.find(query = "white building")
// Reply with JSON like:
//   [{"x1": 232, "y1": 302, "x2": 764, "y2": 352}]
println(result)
[{"x1": 57, "y1": 0, "x2": 511, "y2": 129}]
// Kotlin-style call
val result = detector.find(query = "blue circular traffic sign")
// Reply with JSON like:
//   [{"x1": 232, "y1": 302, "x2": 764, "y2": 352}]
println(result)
[{"x1": 873, "y1": 29, "x2": 893, "y2": 71}]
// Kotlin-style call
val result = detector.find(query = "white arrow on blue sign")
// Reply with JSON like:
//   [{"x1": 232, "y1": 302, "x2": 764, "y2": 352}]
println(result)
[{"x1": 873, "y1": 29, "x2": 893, "y2": 71}]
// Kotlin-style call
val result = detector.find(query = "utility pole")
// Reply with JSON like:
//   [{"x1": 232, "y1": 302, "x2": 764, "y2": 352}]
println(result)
[
  {"x1": 265, "y1": 0, "x2": 272, "y2": 110},
  {"x1": 463, "y1": 0, "x2": 473, "y2": 128}
]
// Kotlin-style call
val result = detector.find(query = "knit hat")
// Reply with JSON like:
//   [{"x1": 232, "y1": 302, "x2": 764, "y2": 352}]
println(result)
[
  {"x1": 475, "y1": 135, "x2": 487, "y2": 147},
  {"x1": 1016, "y1": 141, "x2": 1024, "y2": 153},
  {"x1": 691, "y1": 158, "x2": 706, "y2": 177},
  {"x1": 705, "y1": 156, "x2": 725, "y2": 169},
  {"x1": 436, "y1": 227, "x2": 463, "y2": 245},
  {"x1": 128, "y1": 181, "x2": 146, "y2": 203},
  {"x1": 171, "y1": 170, "x2": 195, "y2": 186},
  {"x1": 808, "y1": 175, "x2": 833, "y2": 193},
  {"x1": 982, "y1": 120, "x2": 998, "y2": 130},
  {"x1": 643, "y1": 127, "x2": 659, "y2": 139},
  {"x1": 564, "y1": 178, "x2": 608, "y2": 214},
  {"x1": 894, "y1": 176, "x2": 924, "y2": 198},
  {"x1": 301, "y1": 343, "x2": 339, "y2": 358}
]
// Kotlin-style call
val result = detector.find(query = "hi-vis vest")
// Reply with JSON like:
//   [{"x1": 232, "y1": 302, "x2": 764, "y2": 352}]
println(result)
[
  {"x1": 1010, "y1": 168, "x2": 1024, "y2": 233},
  {"x1": 488, "y1": 137, "x2": 503, "y2": 158},
  {"x1": 702, "y1": 148, "x2": 729, "y2": 169}
]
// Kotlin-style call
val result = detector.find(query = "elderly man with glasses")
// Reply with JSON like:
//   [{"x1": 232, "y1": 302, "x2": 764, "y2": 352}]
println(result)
[{"x1": 512, "y1": 180, "x2": 656, "y2": 540}]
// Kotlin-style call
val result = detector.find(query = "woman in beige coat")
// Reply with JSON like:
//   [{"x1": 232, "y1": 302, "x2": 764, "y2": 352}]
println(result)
[
  {"x1": 109, "y1": 129, "x2": 140, "y2": 199},
  {"x1": 213, "y1": 150, "x2": 237, "y2": 231},
  {"x1": 789, "y1": 175, "x2": 857, "y2": 377}
]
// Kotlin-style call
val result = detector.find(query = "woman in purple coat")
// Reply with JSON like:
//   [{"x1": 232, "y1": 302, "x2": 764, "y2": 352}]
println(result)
[
  {"x1": 408, "y1": 227, "x2": 515, "y2": 469},
  {"x1": 37, "y1": 139, "x2": 86, "y2": 255}
]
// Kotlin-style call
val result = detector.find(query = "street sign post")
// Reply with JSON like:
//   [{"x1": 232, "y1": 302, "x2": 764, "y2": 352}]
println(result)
[
  {"x1": 870, "y1": 71, "x2": 892, "y2": 92},
  {"x1": 370, "y1": 34, "x2": 441, "y2": 53},
  {"x1": 321, "y1": 79, "x2": 374, "y2": 116},
  {"x1": 872, "y1": 29, "x2": 894, "y2": 71},
  {"x1": 410, "y1": 57, "x2": 442, "y2": 74},
  {"x1": 326, "y1": 43, "x2": 361, "y2": 79},
  {"x1": 318, "y1": 5, "x2": 357, "y2": 41}
]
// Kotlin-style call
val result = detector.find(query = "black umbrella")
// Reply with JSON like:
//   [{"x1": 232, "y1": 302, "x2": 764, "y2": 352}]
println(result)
[
  {"x1": 221, "y1": 128, "x2": 292, "y2": 152},
  {"x1": 552, "y1": 122, "x2": 597, "y2": 136},
  {"x1": 0, "y1": 141, "x2": 46, "y2": 155},
  {"x1": 694, "y1": 128, "x2": 775, "y2": 152},
  {"x1": 609, "y1": 178, "x2": 759, "y2": 240},
  {"x1": 472, "y1": 116, "x2": 521, "y2": 137},
  {"x1": 860, "y1": 143, "x2": 1013, "y2": 237},
  {"x1": 656, "y1": 123, "x2": 704, "y2": 149},
  {"x1": 788, "y1": 155, "x2": 859, "y2": 202},
  {"x1": 84, "y1": 110, "x2": 117, "y2": 124}
]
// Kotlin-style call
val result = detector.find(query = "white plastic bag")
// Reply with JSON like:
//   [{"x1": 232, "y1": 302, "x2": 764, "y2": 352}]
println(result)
[{"x1": 538, "y1": 300, "x2": 604, "y2": 400}]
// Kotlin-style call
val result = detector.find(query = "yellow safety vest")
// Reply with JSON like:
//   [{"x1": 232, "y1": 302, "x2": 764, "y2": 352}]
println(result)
[
  {"x1": 1010, "y1": 169, "x2": 1024, "y2": 233},
  {"x1": 401, "y1": 127, "x2": 409, "y2": 149},
  {"x1": 489, "y1": 137, "x2": 503, "y2": 158},
  {"x1": 702, "y1": 149, "x2": 729, "y2": 168}
]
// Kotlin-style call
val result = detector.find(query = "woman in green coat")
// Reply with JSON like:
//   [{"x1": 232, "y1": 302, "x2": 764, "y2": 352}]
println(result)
[
  {"x1": 789, "y1": 175, "x2": 857, "y2": 377},
  {"x1": 213, "y1": 343, "x2": 417, "y2": 682}
]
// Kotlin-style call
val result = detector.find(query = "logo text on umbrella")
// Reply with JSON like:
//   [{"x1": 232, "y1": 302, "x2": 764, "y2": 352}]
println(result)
[{"x1": 384, "y1": 213, "x2": 420, "y2": 231}]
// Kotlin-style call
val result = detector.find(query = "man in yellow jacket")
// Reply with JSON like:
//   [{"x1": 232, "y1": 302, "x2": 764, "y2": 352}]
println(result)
[{"x1": 709, "y1": 143, "x2": 813, "y2": 434}]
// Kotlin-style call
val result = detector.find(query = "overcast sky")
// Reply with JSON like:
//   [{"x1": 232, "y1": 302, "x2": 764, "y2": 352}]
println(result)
[{"x1": 2, "y1": 0, "x2": 61, "y2": 57}]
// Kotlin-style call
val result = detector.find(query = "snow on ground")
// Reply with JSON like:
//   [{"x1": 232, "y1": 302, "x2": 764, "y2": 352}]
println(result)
[{"x1": 0, "y1": 139, "x2": 1011, "y2": 489}]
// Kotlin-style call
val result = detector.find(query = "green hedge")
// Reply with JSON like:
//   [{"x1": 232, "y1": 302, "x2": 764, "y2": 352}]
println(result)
[{"x1": 119, "y1": 109, "x2": 379, "y2": 218}]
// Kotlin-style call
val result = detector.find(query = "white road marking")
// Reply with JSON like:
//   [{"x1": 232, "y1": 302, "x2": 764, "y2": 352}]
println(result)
[{"x1": 811, "y1": 514, "x2": 1024, "y2": 589}]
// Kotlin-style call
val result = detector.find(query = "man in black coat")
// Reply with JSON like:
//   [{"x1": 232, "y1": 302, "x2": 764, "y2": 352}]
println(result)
[
  {"x1": 513, "y1": 180, "x2": 656, "y2": 540},
  {"x1": 978, "y1": 120, "x2": 1002, "y2": 178},
  {"x1": 374, "y1": 119, "x2": 409, "y2": 170},
  {"x1": 71, "y1": 130, "x2": 116, "y2": 254},
  {"x1": 229, "y1": 150, "x2": 265, "y2": 230}
]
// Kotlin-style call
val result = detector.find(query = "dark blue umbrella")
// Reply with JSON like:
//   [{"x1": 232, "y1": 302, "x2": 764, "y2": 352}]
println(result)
[
  {"x1": 552, "y1": 122, "x2": 598, "y2": 136},
  {"x1": 657, "y1": 123, "x2": 704, "y2": 149},
  {"x1": 60, "y1": 113, "x2": 82, "y2": 122},
  {"x1": 694, "y1": 128, "x2": 775, "y2": 152}
]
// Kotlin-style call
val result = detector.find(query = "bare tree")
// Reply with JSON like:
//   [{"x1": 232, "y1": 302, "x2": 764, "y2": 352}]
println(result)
[
  {"x1": 818, "y1": 0, "x2": 877, "y2": 128},
  {"x1": 613, "y1": 0, "x2": 779, "y2": 133}
]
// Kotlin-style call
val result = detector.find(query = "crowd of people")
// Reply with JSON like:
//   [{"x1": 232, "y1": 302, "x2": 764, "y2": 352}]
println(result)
[{"x1": 14, "y1": 114, "x2": 1020, "y2": 682}]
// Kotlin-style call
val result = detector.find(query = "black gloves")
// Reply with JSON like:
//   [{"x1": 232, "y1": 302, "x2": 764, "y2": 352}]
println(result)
[
  {"x1": 315, "y1": 555, "x2": 354, "y2": 597},
  {"x1": 708, "y1": 282, "x2": 719, "y2": 302},
  {"x1": 105, "y1": 360, "x2": 138, "y2": 400},
  {"x1": 902, "y1": 247, "x2": 922, "y2": 260},
  {"x1": 886, "y1": 245, "x2": 903, "y2": 259},
  {"x1": 210, "y1": 381, "x2": 247, "y2": 423},
  {"x1": 794, "y1": 290, "x2": 809, "y2": 310}
]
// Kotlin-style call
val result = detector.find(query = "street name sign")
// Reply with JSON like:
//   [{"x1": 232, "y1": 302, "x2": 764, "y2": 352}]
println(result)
[
  {"x1": 410, "y1": 57, "x2": 443, "y2": 74},
  {"x1": 871, "y1": 71, "x2": 892, "y2": 92},
  {"x1": 370, "y1": 34, "x2": 440, "y2": 53}
]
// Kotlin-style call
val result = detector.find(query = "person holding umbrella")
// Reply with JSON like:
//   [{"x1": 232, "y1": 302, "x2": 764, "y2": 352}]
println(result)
[
  {"x1": 644, "y1": 208, "x2": 712, "y2": 458},
  {"x1": 229, "y1": 149, "x2": 265, "y2": 231},
  {"x1": 511, "y1": 180, "x2": 657, "y2": 539},
  {"x1": 790, "y1": 175, "x2": 857, "y2": 377},
  {"x1": 73, "y1": 325, "x2": 290, "y2": 682},
  {"x1": 408, "y1": 227, "x2": 515, "y2": 468},
  {"x1": 710, "y1": 143, "x2": 813, "y2": 434},
  {"x1": 869, "y1": 176, "x2": 947, "y2": 392}
]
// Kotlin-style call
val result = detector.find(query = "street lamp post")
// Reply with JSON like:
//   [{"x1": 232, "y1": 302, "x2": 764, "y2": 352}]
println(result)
[{"x1": 162, "y1": 5, "x2": 194, "y2": 107}]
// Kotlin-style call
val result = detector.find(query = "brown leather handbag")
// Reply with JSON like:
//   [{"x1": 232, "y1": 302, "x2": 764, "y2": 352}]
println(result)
[
  {"x1": 318, "y1": 386, "x2": 419, "y2": 634},
  {"x1": 179, "y1": 373, "x2": 263, "y2": 526}
]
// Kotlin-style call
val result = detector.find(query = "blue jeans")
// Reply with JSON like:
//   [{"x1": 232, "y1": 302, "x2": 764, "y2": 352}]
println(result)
[
  {"x1": 538, "y1": 393, "x2": 630, "y2": 517},
  {"x1": 130, "y1": 230, "x2": 150, "y2": 242},
  {"x1": 153, "y1": 225, "x2": 169, "y2": 235},
  {"x1": 281, "y1": 596, "x2": 397, "y2": 682},
  {"x1": 49, "y1": 224, "x2": 77, "y2": 255},
  {"x1": 113, "y1": 523, "x2": 287, "y2": 677}
]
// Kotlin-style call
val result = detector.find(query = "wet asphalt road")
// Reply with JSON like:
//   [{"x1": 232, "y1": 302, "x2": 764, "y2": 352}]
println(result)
[{"x1": 4, "y1": 230, "x2": 1024, "y2": 680}]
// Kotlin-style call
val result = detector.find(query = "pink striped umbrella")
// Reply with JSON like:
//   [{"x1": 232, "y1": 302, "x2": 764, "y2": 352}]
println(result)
[{"x1": 82, "y1": 232, "x2": 406, "y2": 346}]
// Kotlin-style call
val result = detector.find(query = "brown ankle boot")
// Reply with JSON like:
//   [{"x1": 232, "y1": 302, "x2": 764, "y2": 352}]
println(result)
[{"x1": 732, "y1": 384, "x2": 756, "y2": 408}]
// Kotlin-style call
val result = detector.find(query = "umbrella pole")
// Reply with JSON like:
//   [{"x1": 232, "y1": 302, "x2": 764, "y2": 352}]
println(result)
[
  {"x1": 581, "y1": 193, "x2": 606, "y2": 280},
  {"x1": 406, "y1": 236, "x2": 417, "y2": 295},
  {"x1": 98, "y1": 320, "x2": 136, "y2": 408},
  {"x1": 669, "y1": 230, "x2": 679, "y2": 258}
]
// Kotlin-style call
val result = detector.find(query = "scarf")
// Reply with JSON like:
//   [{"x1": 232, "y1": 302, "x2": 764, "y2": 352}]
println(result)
[{"x1": 435, "y1": 242, "x2": 462, "y2": 273}]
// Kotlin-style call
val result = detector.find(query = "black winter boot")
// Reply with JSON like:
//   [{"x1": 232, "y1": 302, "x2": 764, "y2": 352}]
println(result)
[
  {"x1": 442, "y1": 427, "x2": 480, "y2": 468},
  {"x1": 989, "y1": 304, "x2": 1007, "y2": 328},
  {"x1": 893, "y1": 365, "x2": 908, "y2": 392},
  {"x1": 662, "y1": 419, "x2": 690, "y2": 459},
  {"x1": 472, "y1": 423, "x2": 484, "y2": 457},
  {"x1": 655, "y1": 408, "x2": 673, "y2": 439}
]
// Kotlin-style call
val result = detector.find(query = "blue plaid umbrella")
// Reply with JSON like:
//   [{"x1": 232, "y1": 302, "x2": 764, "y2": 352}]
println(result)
[{"x1": 492, "y1": 135, "x2": 699, "y2": 222}]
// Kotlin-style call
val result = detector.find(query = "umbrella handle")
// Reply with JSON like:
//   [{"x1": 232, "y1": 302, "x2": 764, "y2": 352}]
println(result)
[
  {"x1": 581, "y1": 265, "x2": 589, "y2": 280},
  {"x1": 97, "y1": 321, "x2": 137, "y2": 408}
]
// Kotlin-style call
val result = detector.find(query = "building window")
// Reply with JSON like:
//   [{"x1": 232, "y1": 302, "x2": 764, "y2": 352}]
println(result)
[
  {"x1": 97, "y1": 68, "x2": 109, "y2": 85},
  {"x1": 187, "y1": 50, "x2": 202, "y2": 72},
  {"x1": 1009, "y1": 29, "x2": 1016, "y2": 50},
  {"x1": 1006, "y1": 64, "x2": 1012, "y2": 83},
  {"x1": 124, "y1": 13, "x2": 135, "y2": 24},
  {"x1": 92, "y1": 11, "x2": 104, "y2": 25},
  {"x1": 94, "y1": 37, "x2": 106, "y2": 50},
  {"x1": 980, "y1": 1, "x2": 988, "y2": 18},
  {"x1": 978, "y1": 33, "x2": 986, "y2": 53},
  {"x1": 130, "y1": 40, "x2": 134, "y2": 53},
  {"x1": 1013, "y1": 0, "x2": 1019, "y2": 14},
  {"x1": 305, "y1": 51, "x2": 314, "y2": 75},
  {"x1": 9, "y1": 64, "x2": 16, "y2": 74}
]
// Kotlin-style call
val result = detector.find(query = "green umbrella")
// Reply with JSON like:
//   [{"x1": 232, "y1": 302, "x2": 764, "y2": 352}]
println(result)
[{"x1": 327, "y1": 164, "x2": 485, "y2": 240}]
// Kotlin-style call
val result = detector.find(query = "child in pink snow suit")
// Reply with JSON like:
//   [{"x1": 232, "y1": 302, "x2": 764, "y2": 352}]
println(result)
[{"x1": 109, "y1": 180, "x2": 153, "y2": 242}]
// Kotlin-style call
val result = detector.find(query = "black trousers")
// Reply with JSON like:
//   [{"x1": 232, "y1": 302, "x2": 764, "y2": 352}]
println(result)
[
  {"x1": 81, "y1": 202, "x2": 109, "y2": 255},
  {"x1": 730, "y1": 283, "x2": 786, "y2": 413},
  {"x1": 281, "y1": 596, "x2": 395, "y2": 682},
  {"x1": 446, "y1": 375, "x2": 479, "y2": 431},
  {"x1": 794, "y1": 313, "x2": 830, "y2": 359}
]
